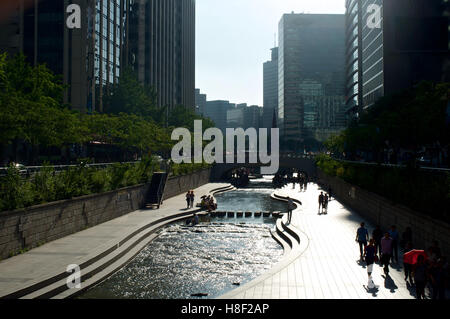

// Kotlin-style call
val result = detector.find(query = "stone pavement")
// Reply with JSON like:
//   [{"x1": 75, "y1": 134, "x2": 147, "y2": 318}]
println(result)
[
  {"x1": 0, "y1": 183, "x2": 228, "y2": 298},
  {"x1": 222, "y1": 182, "x2": 423, "y2": 299}
]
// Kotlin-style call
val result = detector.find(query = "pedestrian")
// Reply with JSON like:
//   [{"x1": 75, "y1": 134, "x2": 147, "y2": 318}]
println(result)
[
  {"x1": 364, "y1": 238, "x2": 378, "y2": 288},
  {"x1": 413, "y1": 255, "x2": 428, "y2": 299},
  {"x1": 189, "y1": 190, "x2": 195, "y2": 208},
  {"x1": 287, "y1": 197, "x2": 294, "y2": 225},
  {"x1": 403, "y1": 242, "x2": 414, "y2": 284},
  {"x1": 372, "y1": 225, "x2": 383, "y2": 257},
  {"x1": 430, "y1": 258, "x2": 447, "y2": 300},
  {"x1": 389, "y1": 225, "x2": 399, "y2": 263},
  {"x1": 380, "y1": 232, "x2": 393, "y2": 275},
  {"x1": 428, "y1": 240, "x2": 442, "y2": 264},
  {"x1": 401, "y1": 227, "x2": 413, "y2": 249},
  {"x1": 323, "y1": 194, "x2": 329, "y2": 214},
  {"x1": 185, "y1": 191, "x2": 191, "y2": 209},
  {"x1": 318, "y1": 192, "x2": 324, "y2": 215},
  {"x1": 355, "y1": 223, "x2": 369, "y2": 260}
]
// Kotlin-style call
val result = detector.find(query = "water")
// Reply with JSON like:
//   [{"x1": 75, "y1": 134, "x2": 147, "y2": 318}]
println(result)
[
  {"x1": 79, "y1": 222, "x2": 282, "y2": 299},
  {"x1": 215, "y1": 176, "x2": 288, "y2": 213},
  {"x1": 79, "y1": 177, "x2": 284, "y2": 299}
]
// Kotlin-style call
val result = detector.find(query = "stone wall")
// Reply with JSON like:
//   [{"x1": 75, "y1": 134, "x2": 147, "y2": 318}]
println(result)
[
  {"x1": 318, "y1": 169, "x2": 450, "y2": 257},
  {"x1": 163, "y1": 169, "x2": 211, "y2": 201},
  {"x1": 0, "y1": 169, "x2": 211, "y2": 260}
]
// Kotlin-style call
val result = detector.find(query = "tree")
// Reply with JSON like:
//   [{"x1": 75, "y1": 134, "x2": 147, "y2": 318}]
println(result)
[{"x1": 103, "y1": 67, "x2": 166, "y2": 123}]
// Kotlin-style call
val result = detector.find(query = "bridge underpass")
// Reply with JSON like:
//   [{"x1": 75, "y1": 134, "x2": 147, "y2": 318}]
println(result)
[{"x1": 210, "y1": 155, "x2": 317, "y2": 181}]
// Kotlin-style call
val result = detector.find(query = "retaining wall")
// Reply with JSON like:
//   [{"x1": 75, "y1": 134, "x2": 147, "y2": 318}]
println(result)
[
  {"x1": 0, "y1": 169, "x2": 211, "y2": 260},
  {"x1": 318, "y1": 169, "x2": 450, "y2": 257}
]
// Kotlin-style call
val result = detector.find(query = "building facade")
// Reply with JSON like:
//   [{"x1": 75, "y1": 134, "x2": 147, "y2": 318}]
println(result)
[
  {"x1": 204, "y1": 100, "x2": 235, "y2": 133},
  {"x1": 346, "y1": 0, "x2": 450, "y2": 115},
  {"x1": 129, "y1": 0, "x2": 195, "y2": 111},
  {"x1": 262, "y1": 47, "x2": 278, "y2": 129},
  {"x1": 0, "y1": 0, "x2": 196, "y2": 113},
  {"x1": 278, "y1": 13, "x2": 346, "y2": 150},
  {"x1": 195, "y1": 88, "x2": 207, "y2": 116}
]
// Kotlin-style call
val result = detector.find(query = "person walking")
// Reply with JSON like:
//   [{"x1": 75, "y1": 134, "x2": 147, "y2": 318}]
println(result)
[
  {"x1": 389, "y1": 225, "x2": 399, "y2": 263},
  {"x1": 318, "y1": 192, "x2": 324, "y2": 215},
  {"x1": 380, "y1": 232, "x2": 393, "y2": 275},
  {"x1": 189, "y1": 190, "x2": 195, "y2": 208},
  {"x1": 413, "y1": 255, "x2": 428, "y2": 299},
  {"x1": 287, "y1": 197, "x2": 294, "y2": 225},
  {"x1": 185, "y1": 191, "x2": 191, "y2": 209},
  {"x1": 323, "y1": 194, "x2": 329, "y2": 214},
  {"x1": 403, "y1": 242, "x2": 414, "y2": 284},
  {"x1": 364, "y1": 238, "x2": 378, "y2": 288},
  {"x1": 401, "y1": 227, "x2": 413, "y2": 249},
  {"x1": 430, "y1": 258, "x2": 446, "y2": 300},
  {"x1": 372, "y1": 225, "x2": 383, "y2": 257},
  {"x1": 355, "y1": 223, "x2": 369, "y2": 260}
]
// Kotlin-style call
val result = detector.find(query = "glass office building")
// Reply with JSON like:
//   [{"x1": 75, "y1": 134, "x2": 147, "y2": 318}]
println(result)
[
  {"x1": 278, "y1": 13, "x2": 346, "y2": 150},
  {"x1": 346, "y1": 0, "x2": 450, "y2": 115}
]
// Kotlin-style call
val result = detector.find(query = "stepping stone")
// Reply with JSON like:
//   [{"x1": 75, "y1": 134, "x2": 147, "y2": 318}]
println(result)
[
  {"x1": 254, "y1": 212, "x2": 262, "y2": 217},
  {"x1": 209, "y1": 212, "x2": 217, "y2": 217},
  {"x1": 227, "y1": 212, "x2": 235, "y2": 217},
  {"x1": 217, "y1": 211, "x2": 226, "y2": 217},
  {"x1": 263, "y1": 211, "x2": 271, "y2": 217},
  {"x1": 236, "y1": 211, "x2": 243, "y2": 218},
  {"x1": 272, "y1": 211, "x2": 281, "y2": 218},
  {"x1": 245, "y1": 212, "x2": 252, "y2": 217}
]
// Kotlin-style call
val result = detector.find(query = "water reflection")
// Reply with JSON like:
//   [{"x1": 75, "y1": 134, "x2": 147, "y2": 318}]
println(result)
[
  {"x1": 79, "y1": 222, "x2": 282, "y2": 299},
  {"x1": 79, "y1": 177, "x2": 284, "y2": 299}
]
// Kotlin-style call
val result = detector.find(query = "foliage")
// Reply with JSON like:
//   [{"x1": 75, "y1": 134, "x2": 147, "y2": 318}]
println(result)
[
  {"x1": 316, "y1": 155, "x2": 450, "y2": 223},
  {"x1": 0, "y1": 157, "x2": 209, "y2": 212},
  {"x1": 324, "y1": 81, "x2": 450, "y2": 157}
]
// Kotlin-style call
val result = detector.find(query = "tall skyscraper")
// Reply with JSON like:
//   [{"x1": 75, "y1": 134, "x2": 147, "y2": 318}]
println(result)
[
  {"x1": 195, "y1": 88, "x2": 207, "y2": 116},
  {"x1": 346, "y1": 0, "x2": 450, "y2": 116},
  {"x1": 278, "y1": 13, "x2": 346, "y2": 150},
  {"x1": 262, "y1": 47, "x2": 278, "y2": 129},
  {"x1": 204, "y1": 100, "x2": 234, "y2": 133},
  {"x1": 0, "y1": 0, "x2": 196, "y2": 112},
  {"x1": 129, "y1": 0, "x2": 196, "y2": 111}
]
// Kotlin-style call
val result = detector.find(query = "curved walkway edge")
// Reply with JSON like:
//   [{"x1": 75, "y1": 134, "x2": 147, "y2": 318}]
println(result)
[
  {"x1": 0, "y1": 183, "x2": 230, "y2": 299},
  {"x1": 218, "y1": 190, "x2": 309, "y2": 299}
]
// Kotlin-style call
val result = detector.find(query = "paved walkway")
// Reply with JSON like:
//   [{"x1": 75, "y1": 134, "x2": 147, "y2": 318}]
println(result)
[
  {"x1": 0, "y1": 183, "x2": 228, "y2": 298},
  {"x1": 223, "y1": 182, "x2": 422, "y2": 299}
]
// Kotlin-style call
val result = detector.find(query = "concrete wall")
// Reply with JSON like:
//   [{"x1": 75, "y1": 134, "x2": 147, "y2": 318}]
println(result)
[
  {"x1": 163, "y1": 169, "x2": 211, "y2": 201},
  {"x1": 318, "y1": 169, "x2": 450, "y2": 257},
  {"x1": 0, "y1": 169, "x2": 211, "y2": 260}
]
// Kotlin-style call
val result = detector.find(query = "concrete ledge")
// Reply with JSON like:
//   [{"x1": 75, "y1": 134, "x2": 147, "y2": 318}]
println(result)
[
  {"x1": 219, "y1": 207, "x2": 309, "y2": 299},
  {"x1": 1, "y1": 208, "x2": 204, "y2": 299}
]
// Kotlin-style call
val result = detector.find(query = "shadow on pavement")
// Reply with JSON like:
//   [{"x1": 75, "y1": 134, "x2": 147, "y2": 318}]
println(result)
[
  {"x1": 382, "y1": 274, "x2": 398, "y2": 293},
  {"x1": 364, "y1": 285, "x2": 379, "y2": 297},
  {"x1": 356, "y1": 259, "x2": 366, "y2": 269}
]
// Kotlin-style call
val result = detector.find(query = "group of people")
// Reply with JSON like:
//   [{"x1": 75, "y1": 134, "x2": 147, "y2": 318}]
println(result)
[
  {"x1": 200, "y1": 195, "x2": 217, "y2": 212},
  {"x1": 318, "y1": 190, "x2": 331, "y2": 215},
  {"x1": 185, "y1": 190, "x2": 195, "y2": 209},
  {"x1": 356, "y1": 223, "x2": 449, "y2": 299},
  {"x1": 293, "y1": 173, "x2": 308, "y2": 192}
]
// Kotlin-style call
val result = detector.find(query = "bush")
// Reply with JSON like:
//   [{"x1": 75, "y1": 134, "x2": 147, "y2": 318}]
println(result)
[{"x1": 317, "y1": 155, "x2": 450, "y2": 223}]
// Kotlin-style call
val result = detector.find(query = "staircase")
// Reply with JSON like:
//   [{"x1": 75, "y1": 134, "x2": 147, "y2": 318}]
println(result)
[{"x1": 145, "y1": 172, "x2": 169, "y2": 209}]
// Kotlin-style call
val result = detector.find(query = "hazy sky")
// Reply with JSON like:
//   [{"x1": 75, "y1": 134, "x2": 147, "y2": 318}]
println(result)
[{"x1": 196, "y1": 0, "x2": 346, "y2": 106}]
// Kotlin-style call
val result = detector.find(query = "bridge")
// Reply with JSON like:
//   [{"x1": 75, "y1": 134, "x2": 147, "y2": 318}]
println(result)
[{"x1": 210, "y1": 154, "x2": 317, "y2": 181}]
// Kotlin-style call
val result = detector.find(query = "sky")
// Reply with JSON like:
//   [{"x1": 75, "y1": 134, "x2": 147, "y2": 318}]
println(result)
[{"x1": 196, "y1": 0, "x2": 346, "y2": 106}]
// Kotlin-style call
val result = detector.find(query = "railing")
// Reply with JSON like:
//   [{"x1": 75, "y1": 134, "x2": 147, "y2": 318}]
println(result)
[
  {"x1": 0, "y1": 161, "x2": 143, "y2": 177},
  {"x1": 333, "y1": 158, "x2": 450, "y2": 173}
]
